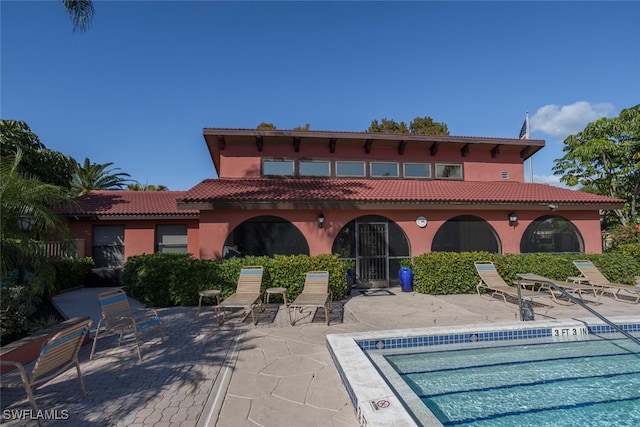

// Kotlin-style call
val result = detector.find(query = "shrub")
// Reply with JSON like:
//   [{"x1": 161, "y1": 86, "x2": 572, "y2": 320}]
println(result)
[
  {"x1": 410, "y1": 251, "x2": 640, "y2": 294},
  {"x1": 123, "y1": 253, "x2": 219, "y2": 307},
  {"x1": 122, "y1": 253, "x2": 350, "y2": 307},
  {"x1": 412, "y1": 251, "x2": 493, "y2": 294},
  {"x1": 0, "y1": 284, "x2": 39, "y2": 345},
  {"x1": 50, "y1": 257, "x2": 94, "y2": 294}
]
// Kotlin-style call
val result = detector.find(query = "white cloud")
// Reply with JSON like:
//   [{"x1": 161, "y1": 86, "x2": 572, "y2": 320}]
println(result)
[
  {"x1": 530, "y1": 101, "x2": 615, "y2": 139},
  {"x1": 531, "y1": 174, "x2": 570, "y2": 188}
]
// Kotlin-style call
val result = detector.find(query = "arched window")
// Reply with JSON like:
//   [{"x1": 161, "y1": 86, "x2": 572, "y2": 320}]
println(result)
[
  {"x1": 431, "y1": 215, "x2": 501, "y2": 253},
  {"x1": 521, "y1": 215, "x2": 584, "y2": 253},
  {"x1": 223, "y1": 215, "x2": 309, "y2": 257}
]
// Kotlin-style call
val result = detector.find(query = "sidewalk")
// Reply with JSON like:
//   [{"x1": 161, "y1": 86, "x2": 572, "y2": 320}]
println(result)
[{"x1": 2, "y1": 286, "x2": 639, "y2": 426}]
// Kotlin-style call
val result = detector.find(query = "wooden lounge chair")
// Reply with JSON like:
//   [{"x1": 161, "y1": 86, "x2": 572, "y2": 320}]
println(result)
[
  {"x1": 288, "y1": 271, "x2": 332, "y2": 326},
  {"x1": 571, "y1": 260, "x2": 640, "y2": 304},
  {"x1": 1, "y1": 319, "x2": 92, "y2": 427},
  {"x1": 90, "y1": 288, "x2": 164, "y2": 361},
  {"x1": 216, "y1": 266, "x2": 264, "y2": 325},
  {"x1": 474, "y1": 261, "x2": 549, "y2": 305}
]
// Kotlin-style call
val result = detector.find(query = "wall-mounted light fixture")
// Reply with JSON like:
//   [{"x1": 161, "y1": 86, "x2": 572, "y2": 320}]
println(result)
[
  {"x1": 548, "y1": 203, "x2": 559, "y2": 211},
  {"x1": 18, "y1": 206, "x2": 34, "y2": 232},
  {"x1": 318, "y1": 213, "x2": 325, "y2": 229},
  {"x1": 508, "y1": 212, "x2": 518, "y2": 226}
]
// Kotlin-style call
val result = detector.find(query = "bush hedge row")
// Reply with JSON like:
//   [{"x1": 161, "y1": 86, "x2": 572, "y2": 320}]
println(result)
[
  {"x1": 122, "y1": 253, "x2": 350, "y2": 307},
  {"x1": 411, "y1": 251, "x2": 640, "y2": 295}
]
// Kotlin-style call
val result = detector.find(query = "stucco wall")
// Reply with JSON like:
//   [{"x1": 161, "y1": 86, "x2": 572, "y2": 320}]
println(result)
[
  {"x1": 196, "y1": 208, "x2": 603, "y2": 260},
  {"x1": 218, "y1": 140, "x2": 526, "y2": 181}
]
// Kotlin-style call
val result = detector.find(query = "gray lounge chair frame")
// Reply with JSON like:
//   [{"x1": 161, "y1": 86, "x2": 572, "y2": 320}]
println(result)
[
  {"x1": 288, "y1": 271, "x2": 332, "y2": 325},
  {"x1": 571, "y1": 260, "x2": 640, "y2": 304},
  {"x1": 1, "y1": 319, "x2": 92, "y2": 427},
  {"x1": 474, "y1": 261, "x2": 549, "y2": 305},
  {"x1": 216, "y1": 266, "x2": 264, "y2": 325}
]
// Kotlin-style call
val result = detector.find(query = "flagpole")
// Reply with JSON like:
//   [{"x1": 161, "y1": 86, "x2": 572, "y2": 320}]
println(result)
[{"x1": 526, "y1": 111, "x2": 533, "y2": 182}]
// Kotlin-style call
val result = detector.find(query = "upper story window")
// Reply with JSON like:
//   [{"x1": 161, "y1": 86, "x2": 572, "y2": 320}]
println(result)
[
  {"x1": 336, "y1": 161, "x2": 366, "y2": 177},
  {"x1": 404, "y1": 163, "x2": 431, "y2": 178},
  {"x1": 263, "y1": 160, "x2": 294, "y2": 176},
  {"x1": 435, "y1": 164, "x2": 463, "y2": 180},
  {"x1": 371, "y1": 162, "x2": 399, "y2": 178},
  {"x1": 300, "y1": 160, "x2": 330, "y2": 177}
]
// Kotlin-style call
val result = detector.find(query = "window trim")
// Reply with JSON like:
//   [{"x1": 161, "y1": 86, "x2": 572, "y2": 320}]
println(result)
[
  {"x1": 336, "y1": 161, "x2": 366, "y2": 177},
  {"x1": 156, "y1": 224, "x2": 188, "y2": 253},
  {"x1": 370, "y1": 162, "x2": 399, "y2": 178},
  {"x1": 403, "y1": 162, "x2": 432, "y2": 179},
  {"x1": 435, "y1": 163, "x2": 463, "y2": 180},
  {"x1": 299, "y1": 160, "x2": 331, "y2": 177},
  {"x1": 262, "y1": 159, "x2": 295, "y2": 176}
]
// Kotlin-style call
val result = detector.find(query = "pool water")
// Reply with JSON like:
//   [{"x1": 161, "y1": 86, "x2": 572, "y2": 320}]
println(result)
[{"x1": 384, "y1": 338, "x2": 640, "y2": 426}]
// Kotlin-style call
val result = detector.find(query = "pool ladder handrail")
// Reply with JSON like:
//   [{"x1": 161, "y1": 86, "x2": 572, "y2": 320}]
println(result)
[{"x1": 516, "y1": 277, "x2": 640, "y2": 347}]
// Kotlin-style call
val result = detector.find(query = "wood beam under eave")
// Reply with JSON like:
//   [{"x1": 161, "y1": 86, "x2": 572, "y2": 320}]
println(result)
[
  {"x1": 364, "y1": 139, "x2": 372, "y2": 154},
  {"x1": 329, "y1": 138, "x2": 336, "y2": 153},
  {"x1": 491, "y1": 145, "x2": 500, "y2": 158},
  {"x1": 293, "y1": 137, "x2": 301, "y2": 152},
  {"x1": 256, "y1": 136, "x2": 263, "y2": 152},
  {"x1": 430, "y1": 142, "x2": 439, "y2": 156},
  {"x1": 398, "y1": 140, "x2": 407, "y2": 155},
  {"x1": 520, "y1": 146, "x2": 531, "y2": 158},
  {"x1": 461, "y1": 144, "x2": 470, "y2": 157},
  {"x1": 217, "y1": 136, "x2": 226, "y2": 150}
]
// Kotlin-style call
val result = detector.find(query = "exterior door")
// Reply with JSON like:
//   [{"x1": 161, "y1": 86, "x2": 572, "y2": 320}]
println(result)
[{"x1": 357, "y1": 222, "x2": 389, "y2": 286}]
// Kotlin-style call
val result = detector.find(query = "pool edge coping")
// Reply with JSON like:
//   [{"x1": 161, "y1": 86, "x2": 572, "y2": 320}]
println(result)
[{"x1": 326, "y1": 315, "x2": 640, "y2": 427}]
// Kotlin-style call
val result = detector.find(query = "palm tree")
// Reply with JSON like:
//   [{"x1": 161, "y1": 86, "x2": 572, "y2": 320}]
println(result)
[
  {"x1": 61, "y1": 0, "x2": 94, "y2": 32},
  {"x1": 71, "y1": 158, "x2": 132, "y2": 196},
  {"x1": 0, "y1": 150, "x2": 77, "y2": 289},
  {"x1": 126, "y1": 183, "x2": 169, "y2": 191}
]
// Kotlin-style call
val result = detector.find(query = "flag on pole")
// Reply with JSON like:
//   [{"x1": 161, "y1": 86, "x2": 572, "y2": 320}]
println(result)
[{"x1": 519, "y1": 113, "x2": 529, "y2": 140}]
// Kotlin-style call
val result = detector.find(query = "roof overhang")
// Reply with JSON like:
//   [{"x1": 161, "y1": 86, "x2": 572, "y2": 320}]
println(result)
[{"x1": 203, "y1": 128, "x2": 546, "y2": 176}]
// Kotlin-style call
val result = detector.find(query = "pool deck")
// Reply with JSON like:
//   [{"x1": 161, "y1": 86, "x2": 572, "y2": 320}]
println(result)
[{"x1": 2, "y1": 285, "x2": 639, "y2": 426}]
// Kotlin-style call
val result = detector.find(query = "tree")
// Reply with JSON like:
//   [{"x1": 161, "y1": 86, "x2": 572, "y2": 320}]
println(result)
[
  {"x1": 71, "y1": 158, "x2": 132, "y2": 196},
  {"x1": 257, "y1": 122, "x2": 276, "y2": 130},
  {"x1": 61, "y1": 0, "x2": 95, "y2": 32},
  {"x1": 0, "y1": 150, "x2": 76, "y2": 289},
  {"x1": 553, "y1": 104, "x2": 640, "y2": 228},
  {"x1": 367, "y1": 116, "x2": 449, "y2": 135},
  {"x1": 126, "y1": 183, "x2": 169, "y2": 191},
  {"x1": 367, "y1": 118, "x2": 409, "y2": 134},
  {"x1": 409, "y1": 116, "x2": 449, "y2": 135},
  {"x1": 0, "y1": 120, "x2": 78, "y2": 188},
  {"x1": 293, "y1": 123, "x2": 311, "y2": 131}
]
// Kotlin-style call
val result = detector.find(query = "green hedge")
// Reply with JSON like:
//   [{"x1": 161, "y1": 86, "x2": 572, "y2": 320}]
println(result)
[
  {"x1": 122, "y1": 253, "x2": 350, "y2": 307},
  {"x1": 50, "y1": 257, "x2": 94, "y2": 294},
  {"x1": 120, "y1": 249, "x2": 640, "y2": 305},
  {"x1": 411, "y1": 251, "x2": 640, "y2": 295}
]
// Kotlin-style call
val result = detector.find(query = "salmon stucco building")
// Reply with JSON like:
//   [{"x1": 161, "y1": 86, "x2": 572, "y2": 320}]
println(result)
[{"x1": 66, "y1": 128, "x2": 624, "y2": 287}]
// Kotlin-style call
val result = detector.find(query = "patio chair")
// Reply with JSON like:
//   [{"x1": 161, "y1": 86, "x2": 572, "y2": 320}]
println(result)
[
  {"x1": 1, "y1": 319, "x2": 92, "y2": 427},
  {"x1": 474, "y1": 261, "x2": 549, "y2": 305},
  {"x1": 90, "y1": 288, "x2": 164, "y2": 361},
  {"x1": 571, "y1": 260, "x2": 640, "y2": 304},
  {"x1": 288, "y1": 271, "x2": 332, "y2": 326},
  {"x1": 216, "y1": 266, "x2": 264, "y2": 325}
]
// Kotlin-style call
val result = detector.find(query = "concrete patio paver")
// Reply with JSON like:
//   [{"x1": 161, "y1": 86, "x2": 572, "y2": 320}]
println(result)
[{"x1": 2, "y1": 287, "x2": 639, "y2": 426}]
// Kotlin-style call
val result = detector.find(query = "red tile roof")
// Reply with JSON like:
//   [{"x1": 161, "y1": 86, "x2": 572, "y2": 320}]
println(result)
[
  {"x1": 67, "y1": 191, "x2": 199, "y2": 217},
  {"x1": 180, "y1": 178, "x2": 624, "y2": 207}
]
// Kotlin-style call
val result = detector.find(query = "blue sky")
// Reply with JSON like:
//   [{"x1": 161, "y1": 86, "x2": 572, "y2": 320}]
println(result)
[{"x1": 2, "y1": 1, "x2": 638, "y2": 190}]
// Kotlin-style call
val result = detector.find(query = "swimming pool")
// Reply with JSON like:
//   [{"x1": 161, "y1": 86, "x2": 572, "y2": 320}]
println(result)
[{"x1": 326, "y1": 316, "x2": 640, "y2": 427}]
